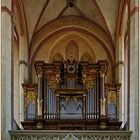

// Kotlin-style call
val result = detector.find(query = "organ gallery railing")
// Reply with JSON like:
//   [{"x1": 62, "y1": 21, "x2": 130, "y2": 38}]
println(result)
[
  {"x1": 9, "y1": 130, "x2": 132, "y2": 140},
  {"x1": 21, "y1": 59, "x2": 121, "y2": 130}
]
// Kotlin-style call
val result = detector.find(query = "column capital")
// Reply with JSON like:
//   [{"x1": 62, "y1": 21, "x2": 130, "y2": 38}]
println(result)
[
  {"x1": 38, "y1": 69, "x2": 43, "y2": 78},
  {"x1": 98, "y1": 60, "x2": 108, "y2": 76},
  {"x1": 19, "y1": 60, "x2": 28, "y2": 66},
  {"x1": 34, "y1": 61, "x2": 44, "y2": 76},
  {"x1": 100, "y1": 73, "x2": 105, "y2": 78}
]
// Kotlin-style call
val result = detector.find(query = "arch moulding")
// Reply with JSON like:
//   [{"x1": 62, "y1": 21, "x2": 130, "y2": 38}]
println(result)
[{"x1": 30, "y1": 16, "x2": 114, "y2": 65}]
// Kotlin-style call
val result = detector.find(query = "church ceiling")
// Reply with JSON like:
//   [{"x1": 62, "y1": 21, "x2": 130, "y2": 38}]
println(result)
[
  {"x1": 95, "y1": 0, "x2": 120, "y2": 42},
  {"x1": 20, "y1": 0, "x2": 120, "y2": 45}
]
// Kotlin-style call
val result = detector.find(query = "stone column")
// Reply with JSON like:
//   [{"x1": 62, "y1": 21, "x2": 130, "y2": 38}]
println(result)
[
  {"x1": 129, "y1": 0, "x2": 139, "y2": 139},
  {"x1": 98, "y1": 61, "x2": 108, "y2": 129},
  {"x1": 100, "y1": 73, "x2": 106, "y2": 116},
  {"x1": 1, "y1": 0, "x2": 12, "y2": 139},
  {"x1": 19, "y1": 36, "x2": 29, "y2": 129},
  {"x1": 36, "y1": 67, "x2": 44, "y2": 129},
  {"x1": 99, "y1": 61, "x2": 108, "y2": 116},
  {"x1": 37, "y1": 71, "x2": 43, "y2": 116},
  {"x1": 115, "y1": 36, "x2": 125, "y2": 127}
]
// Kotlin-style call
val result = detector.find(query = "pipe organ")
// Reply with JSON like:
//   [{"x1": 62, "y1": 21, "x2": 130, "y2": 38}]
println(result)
[{"x1": 22, "y1": 59, "x2": 122, "y2": 130}]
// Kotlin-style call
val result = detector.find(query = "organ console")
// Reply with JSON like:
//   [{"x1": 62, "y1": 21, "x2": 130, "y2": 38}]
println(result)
[{"x1": 21, "y1": 59, "x2": 122, "y2": 130}]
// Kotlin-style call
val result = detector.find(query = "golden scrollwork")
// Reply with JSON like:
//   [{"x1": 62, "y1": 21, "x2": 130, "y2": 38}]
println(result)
[
  {"x1": 82, "y1": 73, "x2": 87, "y2": 83},
  {"x1": 107, "y1": 91, "x2": 117, "y2": 106},
  {"x1": 85, "y1": 79, "x2": 95, "y2": 90},
  {"x1": 56, "y1": 73, "x2": 60, "y2": 83},
  {"x1": 48, "y1": 78, "x2": 58, "y2": 90},
  {"x1": 26, "y1": 91, "x2": 36, "y2": 107},
  {"x1": 82, "y1": 73, "x2": 96, "y2": 90},
  {"x1": 47, "y1": 73, "x2": 60, "y2": 90}
]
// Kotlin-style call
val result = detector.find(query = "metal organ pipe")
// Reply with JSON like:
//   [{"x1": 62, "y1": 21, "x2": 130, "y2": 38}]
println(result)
[
  {"x1": 50, "y1": 88, "x2": 52, "y2": 117},
  {"x1": 46, "y1": 83, "x2": 48, "y2": 119},
  {"x1": 49, "y1": 87, "x2": 51, "y2": 118},
  {"x1": 45, "y1": 80, "x2": 57, "y2": 119},
  {"x1": 87, "y1": 91, "x2": 89, "y2": 119},
  {"x1": 96, "y1": 78, "x2": 99, "y2": 118},
  {"x1": 91, "y1": 88, "x2": 94, "y2": 119},
  {"x1": 48, "y1": 81, "x2": 50, "y2": 119},
  {"x1": 43, "y1": 79, "x2": 47, "y2": 118},
  {"x1": 89, "y1": 89, "x2": 91, "y2": 119},
  {"x1": 94, "y1": 79, "x2": 97, "y2": 119},
  {"x1": 51, "y1": 88, "x2": 53, "y2": 118},
  {"x1": 90, "y1": 88, "x2": 92, "y2": 119},
  {"x1": 52, "y1": 89, "x2": 53, "y2": 118}
]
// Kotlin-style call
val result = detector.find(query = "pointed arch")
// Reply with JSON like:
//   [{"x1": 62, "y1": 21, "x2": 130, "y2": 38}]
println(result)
[
  {"x1": 80, "y1": 52, "x2": 95, "y2": 63},
  {"x1": 66, "y1": 40, "x2": 79, "y2": 60},
  {"x1": 50, "y1": 53, "x2": 64, "y2": 63}
]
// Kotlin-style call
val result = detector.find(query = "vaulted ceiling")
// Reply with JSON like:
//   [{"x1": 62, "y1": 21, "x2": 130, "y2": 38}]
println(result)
[{"x1": 21, "y1": 0, "x2": 120, "y2": 45}]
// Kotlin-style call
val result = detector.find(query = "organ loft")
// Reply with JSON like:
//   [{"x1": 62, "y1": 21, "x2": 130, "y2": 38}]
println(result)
[
  {"x1": 22, "y1": 57, "x2": 121, "y2": 130},
  {"x1": 2, "y1": 0, "x2": 139, "y2": 139}
]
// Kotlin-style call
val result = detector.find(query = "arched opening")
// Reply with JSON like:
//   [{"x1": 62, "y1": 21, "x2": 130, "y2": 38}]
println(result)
[
  {"x1": 80, "y1": 52, "x2": 95, "y2": 63},
  {"x1": 66, "y1": 40, "x2": 79, "y2": 60},
  {"x1": 50, "y1": 53, "x2": 64, "y2": 63}
]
